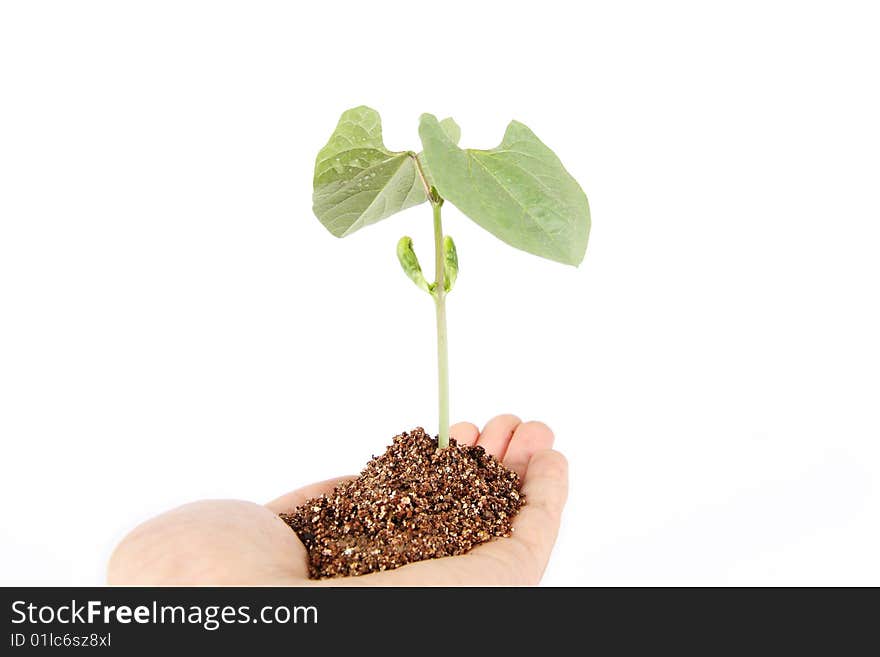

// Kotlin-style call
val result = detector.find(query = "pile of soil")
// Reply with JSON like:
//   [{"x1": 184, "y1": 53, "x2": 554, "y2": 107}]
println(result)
[{"x1": 280, "y1": 427, "x2": 524, "y2": 579}]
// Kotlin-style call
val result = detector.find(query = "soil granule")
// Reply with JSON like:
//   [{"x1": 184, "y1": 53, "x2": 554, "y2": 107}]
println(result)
[{"x1": 280, "y1": 427, "x2": 524, "y2": 579}]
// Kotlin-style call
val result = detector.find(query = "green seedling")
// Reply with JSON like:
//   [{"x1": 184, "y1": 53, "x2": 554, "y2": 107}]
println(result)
[{"x1": 312, "y1": 107, "x2": 590, "y2": 448}]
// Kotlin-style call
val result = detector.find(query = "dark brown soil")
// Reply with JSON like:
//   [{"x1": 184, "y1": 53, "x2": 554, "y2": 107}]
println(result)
[{"x1": 280, "y1": 427, "x2": 524, "y2": 579}]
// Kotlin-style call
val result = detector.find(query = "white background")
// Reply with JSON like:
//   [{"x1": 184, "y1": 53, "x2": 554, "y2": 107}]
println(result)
[{"x1": 1, "y1": 1, "x2": 878, "y2": 586}]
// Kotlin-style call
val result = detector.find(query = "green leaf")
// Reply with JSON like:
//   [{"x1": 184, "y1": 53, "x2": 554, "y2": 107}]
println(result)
[
  {"x1": 313, "y1": 106, "x2": 427, "y2": 237},
  {"x1": 396, "y1": 236, "x2": 430, "y2": 293},
  {"x1": 443, "y1": 235, "x2": 458, "y2": 292},
  {"x1": 418, "y1": 114, "x2": 590, "y2": 266},
  {"x1": 438, "y1": 117, "x2": 461, "y2": 145},
  {"x1": 418, "y1": 117, "x2": 460, "y2": 191}
]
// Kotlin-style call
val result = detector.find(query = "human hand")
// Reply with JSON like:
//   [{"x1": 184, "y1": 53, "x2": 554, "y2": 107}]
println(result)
[{"x1": 107, "y1": 415, "x2": 568, "y2": 586}]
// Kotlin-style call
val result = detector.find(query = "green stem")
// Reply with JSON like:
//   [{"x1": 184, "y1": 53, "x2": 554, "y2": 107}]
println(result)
[{"x1": 432, "y1": 200, "x2": 450, "y2": 449}]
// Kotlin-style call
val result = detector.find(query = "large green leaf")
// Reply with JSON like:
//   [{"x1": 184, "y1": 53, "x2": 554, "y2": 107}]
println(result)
[
  {"x1": 418, "y1": 117, "x2": 460, "y2": 190},
  {"x1": 313, "y1": 106, "x2": 426, "y2": 237},
  {"x1": 418, "y1": 114, "x2": 590, "y2": 265}
]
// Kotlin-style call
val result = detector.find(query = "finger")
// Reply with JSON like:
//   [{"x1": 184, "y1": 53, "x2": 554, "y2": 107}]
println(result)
[
  {"x1": 449, "y1": 421, "x2": 479, "y2": 446},
  {"x1": 503, "y1": 421, "x2": 555, "y2": 481},
  {"x1": 476, "y1": 414, "x2": 521, "y2": 459},
  {"x1": 265, "y1": 476, "x2": 355, "y2": 514}
]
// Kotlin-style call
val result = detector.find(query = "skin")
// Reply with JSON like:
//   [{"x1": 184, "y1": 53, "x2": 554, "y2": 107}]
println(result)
[{"x1": 107, "y1": 415, "x2": 568, "y2": 586}]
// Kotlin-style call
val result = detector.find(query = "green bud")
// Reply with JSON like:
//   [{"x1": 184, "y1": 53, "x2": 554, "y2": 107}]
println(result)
[
  {"x1": 429, "y1": 186, "x2": 444, "y2": 206},
  {"x1": 396, "y1": 236, "x2": 430, "y2": 293},
  {"x1": 443, "y1": 235, "x2": 458, "y2": 292}
]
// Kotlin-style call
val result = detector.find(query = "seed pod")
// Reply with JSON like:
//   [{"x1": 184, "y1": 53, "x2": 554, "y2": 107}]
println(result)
[
  {"x1": 443, "y1": 235, "x2": 458, "y2": 292},
  {"x1": 396, "y1": 236, "x2": 430, "y2": 293}
]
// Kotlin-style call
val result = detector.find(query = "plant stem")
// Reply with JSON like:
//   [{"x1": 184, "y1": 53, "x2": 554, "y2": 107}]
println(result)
[{"x1": 432, "y1": 200, "x2": 450, "y2": 449}]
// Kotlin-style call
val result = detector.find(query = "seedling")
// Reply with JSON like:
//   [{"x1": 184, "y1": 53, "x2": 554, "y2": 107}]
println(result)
[{"x1": 312, "y1": 107, "x2": 590, "y2": 448}]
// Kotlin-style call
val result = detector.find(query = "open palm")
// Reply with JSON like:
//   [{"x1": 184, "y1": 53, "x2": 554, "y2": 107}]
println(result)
[{"x1": 108, "y1": 415, "x2": 568, "y2": 586}]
